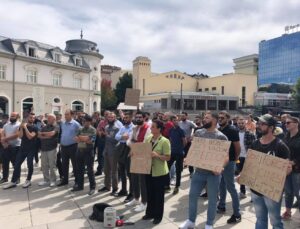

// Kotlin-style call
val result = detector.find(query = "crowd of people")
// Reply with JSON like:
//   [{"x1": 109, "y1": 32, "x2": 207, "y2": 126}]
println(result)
[{"x1": 0, "y1": 109, "x2": 299, "y2": 229}]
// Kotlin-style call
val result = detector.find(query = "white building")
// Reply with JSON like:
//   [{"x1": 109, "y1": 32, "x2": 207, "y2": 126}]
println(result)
[{"x1": 0, "y1": 35, "x2": 103, "y2": 117}]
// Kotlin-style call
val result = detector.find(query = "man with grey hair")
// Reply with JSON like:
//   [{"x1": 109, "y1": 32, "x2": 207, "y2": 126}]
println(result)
[{"x1": 38, "y1": 114, "x2": 60, "y2": 187}]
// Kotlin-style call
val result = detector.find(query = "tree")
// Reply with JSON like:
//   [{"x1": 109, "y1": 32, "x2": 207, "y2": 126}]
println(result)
[
  {"x1": 293, "y1": 78, "x2": 300, "y2": 109},
  {"x1": 101, "y1": 79, "x2": 117, "y2": 110},
  {"x1": 114, "y1": 72, "x2": 133, "y2": 104}
]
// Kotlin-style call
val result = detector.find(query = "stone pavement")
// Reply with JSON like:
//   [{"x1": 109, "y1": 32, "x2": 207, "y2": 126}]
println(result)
[{"x1": 0, "y1": 164, "x2": 300, "y2": 229}]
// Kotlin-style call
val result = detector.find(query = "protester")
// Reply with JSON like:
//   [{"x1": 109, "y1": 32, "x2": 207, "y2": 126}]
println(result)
[
  {"x1": 162, "y1": 112, "x2": 174, "y2": 139},
  {"x1": 180, "y1": 111, "x2": 228, "y2": 229},
  {"x1": 142, "y1": 119, "x2": 171, "y2": 225},
  {"x1": 217, "y1": 111, "x2": 241, "y2": 224},
  {"x1": 236, "y1": 116, "x2": 256, "y2": 198},
  {"x1": 282, "y1": 115, "x2": 300, "y2": 220},
  {"x1": 245, "y1": 114, "x2": 256, "y2": 133},
  {"x1": 244, "y1": 114, "x2": 292, "y2": 229},
  {"x1": 0, "y1": 112, "x2": 21, "y2": 184},
  {"x1": 114, "y1": 112, "x2": 134, "y2": 202},
  {"x1": 73, "y1": 115, "x2": 97, "y2": 195},
  {"x1": 38, "y1": 114, "x2": 60, "y2": 187},
  {"x1": 57, "y1": 109, "x2": 81, "y2": 187},
  {"x1": 55, "y1": 113, "x2": 63, "y2": 180},
  {"x1": 3, "y1": 112, "x2": 38, "y2": 189},
  {"x1": 126, "y1": 111, "x2": 151, "y2": 212},
  {"x1": 98, "y1": 112, "x2": 121, "y2": 195},
  {"x1": 179, "y1": 112, "x2": 196, "y2": 177},
  {"x1": 166, "y1": 115, "x2": 186, "y2": 195}
]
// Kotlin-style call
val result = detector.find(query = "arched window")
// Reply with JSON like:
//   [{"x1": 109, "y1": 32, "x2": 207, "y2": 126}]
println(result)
[
  {"x1": 93, "y1": 102, "x2": 97, "y2": 112},
  {"x1": 0, "y1": 96, "x2": 9, "y2": 115},
  {"x1": 22, "y1": 98, "x2": 33, "y2": 118},
  {"x1": 72, "y1": 100, "x2": 84, "y2": 112}
]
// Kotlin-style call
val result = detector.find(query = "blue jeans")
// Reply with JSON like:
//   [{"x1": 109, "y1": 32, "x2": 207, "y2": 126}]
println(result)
[
  {"x1": 285, "y1": 172, "x2": 300, "y2": 209},
  {"x1": 218, "y1": 161, "x2": 240, "y2": 216},
  {"x1": 11, "y1": 149, "x2": 35, "y2": 182},
  {"x1": 251, "y1": 192, "x2": 283, "y2": 229},
  {"x1": 188, "y1": 170, "x2": 221, "y2": 226}
]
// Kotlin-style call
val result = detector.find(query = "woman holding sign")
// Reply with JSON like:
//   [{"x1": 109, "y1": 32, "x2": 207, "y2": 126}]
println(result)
[{"x1": 142, "y1": 119, "x2": 171, "y2": 225}]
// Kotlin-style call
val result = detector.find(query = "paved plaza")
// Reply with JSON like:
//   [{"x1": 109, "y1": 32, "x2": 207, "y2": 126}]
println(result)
[{"x1": 0, "y1": 164, "x2": 300, "y2": 229}]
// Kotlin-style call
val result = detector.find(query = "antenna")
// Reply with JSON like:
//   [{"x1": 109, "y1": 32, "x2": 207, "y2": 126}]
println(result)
[{"x1": 80, "y1": 29, "x2": 83, "y2": 39}]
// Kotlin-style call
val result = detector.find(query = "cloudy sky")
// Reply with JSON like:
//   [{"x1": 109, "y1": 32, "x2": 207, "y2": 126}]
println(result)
[{"x1": 0, "y1": 0, "x2": 299, "y2": 76}]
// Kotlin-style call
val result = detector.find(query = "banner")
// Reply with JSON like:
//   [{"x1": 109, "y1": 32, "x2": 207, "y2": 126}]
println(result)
[
  {"x1": 125, "y1": 89, "x2": 140, "y2": 107},
  {"x1": 130, "y1": 142, "x2": 152, "y2": 174}
]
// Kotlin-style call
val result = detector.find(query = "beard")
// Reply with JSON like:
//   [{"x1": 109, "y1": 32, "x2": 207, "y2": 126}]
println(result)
[
  {"x1": 257, "y1": 128, "x2": 268, "y2": 136},
  {"x1": 202, "y1": 121, "x2": 212, "y2": 129}
]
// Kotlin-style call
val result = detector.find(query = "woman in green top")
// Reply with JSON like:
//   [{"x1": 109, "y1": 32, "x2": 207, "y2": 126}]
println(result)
[{"x1": 142, "y1": 119, "x2": 171, "y2": 225}]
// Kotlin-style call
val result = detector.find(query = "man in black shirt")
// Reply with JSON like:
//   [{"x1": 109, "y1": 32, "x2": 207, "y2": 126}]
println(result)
[
  {"x1": 3, "y1": 113, "x2": 38, "y2": 189},
  {"x1": 248, "y1": 114, "x2": 291, "y2": 229},
  {"x1": 217, "y1": 111, "x2": 241, "y2": 224}
]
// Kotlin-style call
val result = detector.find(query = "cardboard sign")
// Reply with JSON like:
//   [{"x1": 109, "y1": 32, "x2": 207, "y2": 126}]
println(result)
[
  {"x1": 239, "y1": 149, "x2": 289, "y2": 202},
  {"x1": 32, "y1": 87, "x2": 45, "y2": 116},
  {"x1": 125, "y1": 89, "x2": 140, "y2": 106},
  {"x1": 185, "y1": 137, "x2": 231, "y2": 173},
  {"x1": 130, "y1": 142, "x2": 152, "y2": 174}
]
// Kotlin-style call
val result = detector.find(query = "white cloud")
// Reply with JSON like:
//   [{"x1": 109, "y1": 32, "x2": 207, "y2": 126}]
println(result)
[{"x1": 0, "y1": 0, "x2": 300, "y2": 76}]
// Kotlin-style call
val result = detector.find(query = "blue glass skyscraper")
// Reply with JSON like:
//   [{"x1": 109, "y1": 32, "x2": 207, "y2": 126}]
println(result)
[{"x1": 258, "y1": 31, "x2": 300, "y2": 86}]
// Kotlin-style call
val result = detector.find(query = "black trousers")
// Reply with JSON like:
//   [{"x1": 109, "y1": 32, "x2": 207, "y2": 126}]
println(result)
[
  {"x1": 131, "y1": 173, "x2": 147, "y2": 203},
  {"x1": 145, "y1": 174, "x2": 168, "y2": 220},
  {"x1": 2, "y1": 146, "x2": 20, "y2": 180},
  {"x1": 12, "y1": 149, "x2": 35, "y2": 182},
  {"x1": 167, "y1": 153, "x2": 184, "y2": 187},
  {"x1": 118, "y1": 157, "x2": 132, "y2": 193},
  {"x1": 61, "y1": 144, "x2": 77, "y2": 184},
  {"x1": 56, "y1": 145, "x2": 63, "y2": 179},
  {"x1": 76, "y1": 147, "x2": 96, "y2": 189},
  {"x1": 96, "y1": 137, "x2": 105, "y2": 173},
  {"x1": 237, "y1": 157, "x2": 246, "y2": 194},
  {"x1": 184, "y1": 142, "x2": 194, "y2": 174}
]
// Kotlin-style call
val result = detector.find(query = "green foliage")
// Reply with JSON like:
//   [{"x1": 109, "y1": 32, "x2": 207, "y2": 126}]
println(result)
[
  {"x1": 114, "y1": 72, "x2": 133, "y2": 104},
  {"x1": 293, "y1": 78, "x2": 300, "y2": 109},
  {"x1": 101, "y1": 79, "x2": 117, "y2": 110}
]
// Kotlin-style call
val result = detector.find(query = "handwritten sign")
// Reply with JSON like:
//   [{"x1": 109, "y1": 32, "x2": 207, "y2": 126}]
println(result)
[
  {"x1": 185, "y1": 137, "x2": 230, "y2": 173},
  {"x1": 125, "y1": 89, "x2": 140, "y2": 107},
  {"x1": 130, "y1": 142, "x2": 152, "y2": 174},
  {"x1": 239, "y1": 149, "x2": 289, "y2": 202}
]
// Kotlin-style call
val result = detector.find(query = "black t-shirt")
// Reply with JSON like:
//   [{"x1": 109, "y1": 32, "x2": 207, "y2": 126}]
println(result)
[
  {"x1": 250, "y1": 137, "x2": 290, "y2": 196},
  {"x1": 40, "y1": 124, "x2": 59, "y2": 151},
  {"x1": 20, "y1": 124, "x2": 38, "y2": 152},
  {"x1": 284, "y1": 131, "x2": 300, "y2": 173},
  {"x1": 219, "y1": 124, "x2": 240, "y2": 161}
]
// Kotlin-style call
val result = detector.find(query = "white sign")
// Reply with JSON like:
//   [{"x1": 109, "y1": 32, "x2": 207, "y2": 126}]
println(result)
[{"x1": 32, "y1": 87, "x2": 45, "y2": 115}]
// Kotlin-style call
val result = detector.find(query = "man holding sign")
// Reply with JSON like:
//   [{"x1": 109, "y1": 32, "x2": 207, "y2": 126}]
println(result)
[
  {"x1": 180, "y1": 111, "x2": 228, "y2": 229},
  {"x1": 238, "y1": 114, "x2": 292, "y2": 229}
]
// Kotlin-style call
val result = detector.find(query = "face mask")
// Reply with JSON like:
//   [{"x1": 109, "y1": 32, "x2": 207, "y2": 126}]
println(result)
[
  {"x1": 136, "y1": 120, "x2": 143, "y2": 125},
  {"x1": 10, "y1": 118, "x2": 16, "y2": 123},
  {"x1": 123, "y1": 121, "x2": 130, "y2": 125}
]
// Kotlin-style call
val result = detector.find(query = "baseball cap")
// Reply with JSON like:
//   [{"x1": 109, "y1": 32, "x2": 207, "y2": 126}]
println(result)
[{"x1": 257, "y1": 114, "x2": 277, "y2": 126}]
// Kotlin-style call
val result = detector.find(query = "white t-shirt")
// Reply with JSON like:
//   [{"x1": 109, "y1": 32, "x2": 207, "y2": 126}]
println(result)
[{"x1": 239, "y1": 131, "x2": 247, "y2": 158}]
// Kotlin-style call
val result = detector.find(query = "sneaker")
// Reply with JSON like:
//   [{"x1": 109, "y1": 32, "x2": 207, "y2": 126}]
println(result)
[
  {"x1": 50, "y1": 182, "x2": 56, "y2": 187},
  {"x1": 173, "y1": 187, "x2": 179, "y2": 195},
  {"x1": 125, "y1": 199, "x2": 139, "y2": 207},
  {"x1": 22, "y1": 180, "x2": 31, "y2": 188},
  {"x1": 111, "y1": 189, "x2": 118, "y2": 196},
  {"x1": 200, "y1": 192, "x2": 208, "y2": 198},
  {"x1": 205, "y1": 224, "x2": 213, "y2": 229},
  {"x1": 114, "y1": 190, "x2": 128, "y2": 197},
  {"x1": 170, "y1": 179, "x2": 176, "y2": 186},
  {"x1": 281, "y1": 211, "x2": 292, "y2": 220},
  {"x1": 216, "y1": 206, "x2": 226, "y2": 214},
  {"x1": 239, "y1": 192, "x2": 246, "y2": 199},
  {"x1": 0, "y1": 178, "x2": 8, "y2": 184},
  {"x1": 94, "y1": 171, "x2": 102, "y2": 176},
  {"x1": 227, "y1": 214, "x2": 241, "y2": 224},
  {"x1": 88, "y1": 189, "x2": 95, "y2": 196},
  {"x1": 98, "y1": 187, "x2": 110, "y2": 192},
  {"x1": 135, "y1": 203, "x2": 146, "y2": 212},
  {"x1": 123, "y1": 194, "x2": 133, "y2": 203},
  {"x1": 179, "y1": 219, "x2": 195, "y2": 229},
  {"x1": 3, "y1": 182, "x2": 17, "y2": 189},
  {"x1": 38, "y1": 181, "x2": 49, "y2": 186},
  {"x1": 292, "y1": 200, "x2": 298, "y2": 208}
]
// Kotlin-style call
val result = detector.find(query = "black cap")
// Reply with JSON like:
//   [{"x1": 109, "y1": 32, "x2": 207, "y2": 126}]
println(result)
[
  {"x1": 83, "y1": 114, "x2": 92, "y2": 122},
  {"x1": 257, "y1": 114, "x2": 277, "y2": 126}
]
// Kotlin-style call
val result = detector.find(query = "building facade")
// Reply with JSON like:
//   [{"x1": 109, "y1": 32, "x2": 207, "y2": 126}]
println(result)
[
  {"x1": 0, "y1": 35, "x2": 103, "y2": 117},
  {"x1": 258, "y1": 31, "x2": 300, "y2": 86},
  {"x1": 133, "y1": 55, "x2": 257, "y2": 112}
]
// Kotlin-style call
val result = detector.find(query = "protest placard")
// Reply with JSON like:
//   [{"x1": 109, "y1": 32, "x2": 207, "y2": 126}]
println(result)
[
  {"x1": 239, "y1": 149, "x2": 289, "y2": 202},
  {"x1": 185, "y1": 137, "x2": 230, "y2": 173},
  {"x1": 130, "y1": 142, "x2": 152, "y2": 174},
  {"x1": 124, "y1": 89, "x2": 140, "y2": 107}
]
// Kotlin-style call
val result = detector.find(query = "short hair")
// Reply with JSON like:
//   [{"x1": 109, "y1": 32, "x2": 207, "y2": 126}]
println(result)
[
  {"x1": 219, "y1": 110, "x2": 230, "y2": 119},
  {"x1": 205, "y1": 111, "x2": 219, "y2": 121},
  {"x1": 286, "y1": 115, "x2": 299, "y2": 124},
  {"x1": 169, "y1": 115, "x2": 177, "y2": 121},
  {"x1": 152, "y1": 119, "x2": 164, "y2": 133},
  {"x1": 135, "y1": 110, "x2": 145, "y2": 118},
  {"x1": 144, "y1": 112, "x2": 150, "y2": 116},
  {"x1": 29, "y1": 112, "x2": 35, "y2": 116},
  {"x1": 124, "y1": 111, "x2": 132, "y2": 117},
  {"x1": 84, "y1": 114, "x2": 93, "y2": 122},
  {"x1": 65, "y1": 109, "x2": 74, "y2": 115},
  {"x1": 181, "y1": 111, "x2": 188, "y2": 116}
]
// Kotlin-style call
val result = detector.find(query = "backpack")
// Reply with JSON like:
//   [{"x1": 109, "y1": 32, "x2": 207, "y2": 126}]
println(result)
[{"x1": 89, "y1": 203, "x2": 112, "y2": 222}]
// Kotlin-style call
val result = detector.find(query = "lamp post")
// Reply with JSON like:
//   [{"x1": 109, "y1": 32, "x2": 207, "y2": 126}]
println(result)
[{"x1": 180, "y1": 82, "x2": 183, "y2": 113}]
